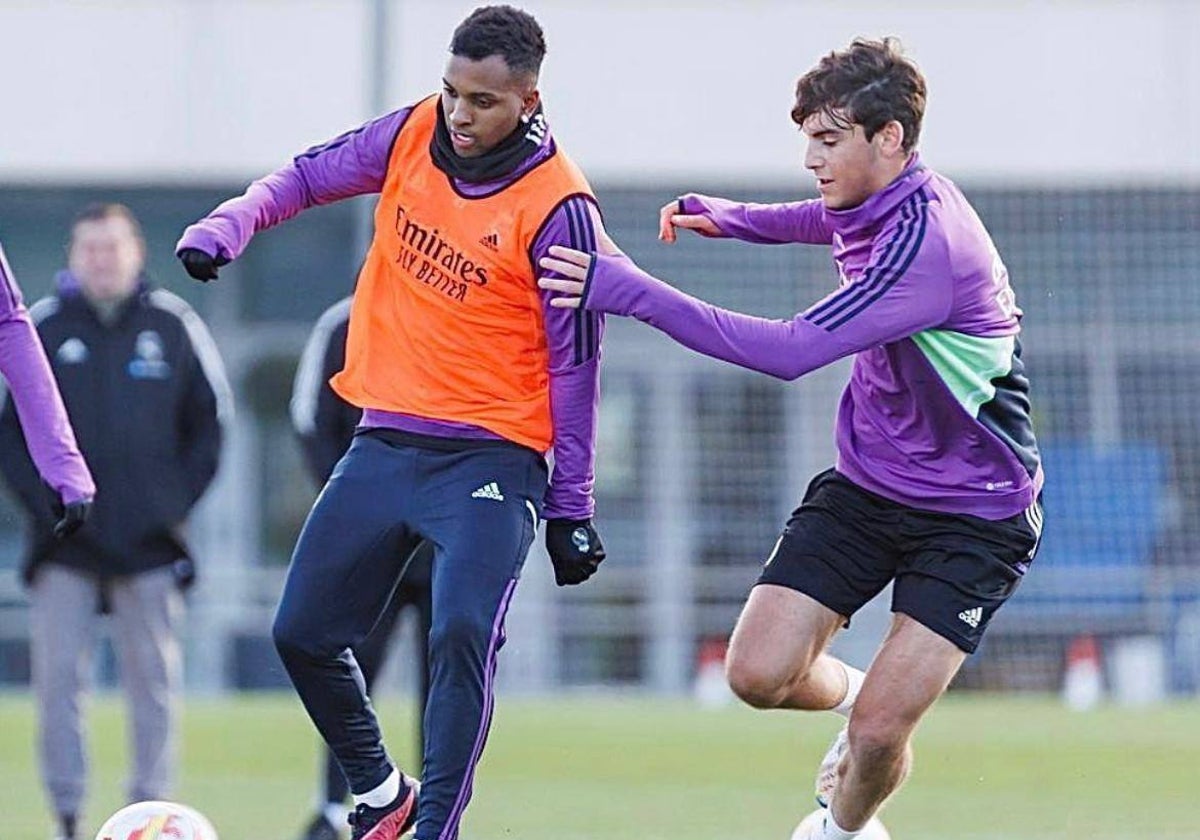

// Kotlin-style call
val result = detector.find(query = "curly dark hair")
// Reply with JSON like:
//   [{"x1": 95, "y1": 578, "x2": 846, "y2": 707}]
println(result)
[
  {"x1": 792, "y1": 37, "x2": 926, "y2": 152},
  {"x1": 450, "y1": 5, "x2": 546, "y2": 79}
]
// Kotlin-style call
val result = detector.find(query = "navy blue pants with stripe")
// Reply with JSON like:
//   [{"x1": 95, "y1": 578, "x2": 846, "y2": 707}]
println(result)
[{"x1": 273, "y1": 430, "x2": 546, "y2": 840}]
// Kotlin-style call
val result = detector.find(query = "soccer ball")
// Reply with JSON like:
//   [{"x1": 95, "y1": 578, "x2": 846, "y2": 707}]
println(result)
[
  {"x1": 791, "y1": 807, "x2": 891, "y2": 840},
  {"x1": 94, "y1": 800, "x2": 219, "y2": 840}
]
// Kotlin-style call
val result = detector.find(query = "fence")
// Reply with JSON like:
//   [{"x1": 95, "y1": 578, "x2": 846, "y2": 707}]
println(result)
[{"x1": 0, "y1": 182, "x2": 1197, "y2": 697}]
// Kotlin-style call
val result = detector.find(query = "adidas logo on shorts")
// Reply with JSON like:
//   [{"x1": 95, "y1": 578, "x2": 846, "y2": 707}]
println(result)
[
  {"x1": 958, "y1": 607, "x2": 983, "y2": 628},
  {"x1": 471, "y1": 481, "x2": 505, "y2": 501}
]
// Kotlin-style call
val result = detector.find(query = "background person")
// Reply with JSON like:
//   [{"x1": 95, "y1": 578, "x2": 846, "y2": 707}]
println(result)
[{"x1": 0, "y1": 204, "x2": 231, "y2": 840}]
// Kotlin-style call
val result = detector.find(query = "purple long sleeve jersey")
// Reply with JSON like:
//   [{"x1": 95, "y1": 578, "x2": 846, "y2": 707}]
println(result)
[
  {"x1": 177, "y1": 105, "x2": 603, "y2": 519},
  {"x1": 581, "y1": 156, "x2": 1041, "y2": 520},
  {"x1": 0, "y1": 243, "x2": 94, "y2": 503}
]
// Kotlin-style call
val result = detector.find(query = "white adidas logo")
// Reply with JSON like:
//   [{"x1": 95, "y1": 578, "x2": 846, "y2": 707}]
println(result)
[
  {"x1": 958, "y1": 607, "x2": 983, "y2": 629},
  {"x1": 471, "y1": 481, "x2": 505, "y2": 501}
]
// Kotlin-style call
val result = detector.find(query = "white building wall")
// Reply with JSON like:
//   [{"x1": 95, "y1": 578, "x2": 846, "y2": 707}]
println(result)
[{"x1": 1, "y1": 0, "x2": 1197, "y2": 184}]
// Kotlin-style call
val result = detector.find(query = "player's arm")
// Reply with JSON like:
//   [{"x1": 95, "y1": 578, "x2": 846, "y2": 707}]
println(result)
[
  {"x1": 0, "y1": 314, "x2": 95, "y2": 507},
  {"x1": 0, "y1": 248, "x2": 95, "y2": 521},
  {"x1": 533, "y1": 196, "x2": 608, "y2": 585},
  {"x1": 175, "y1": 107, "x2": 414, "y2": 280},
  {"x1": 541, "y1": 205, "x2": 952, "y2": 381},
  {"x1": 660, "y1": 194, "x2": 834, "y2": 245}
]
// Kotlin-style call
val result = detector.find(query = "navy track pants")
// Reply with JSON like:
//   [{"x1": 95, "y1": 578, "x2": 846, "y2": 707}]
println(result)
[{"x1": 273, "y1": 430, "x2": 546, "y2": 840}]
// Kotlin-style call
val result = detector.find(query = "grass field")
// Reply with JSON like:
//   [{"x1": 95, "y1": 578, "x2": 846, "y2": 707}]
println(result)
[{"x1": 0, "y1": 691, "x2": 1196, "y2": 840}]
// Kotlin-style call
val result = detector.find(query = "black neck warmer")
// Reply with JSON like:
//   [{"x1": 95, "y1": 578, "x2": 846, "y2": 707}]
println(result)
[{"x1": 430, "y1": 101, "x2": 548, "y2": 184}]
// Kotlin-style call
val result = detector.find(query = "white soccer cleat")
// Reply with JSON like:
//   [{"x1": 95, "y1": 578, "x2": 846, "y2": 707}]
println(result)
[
  {"x1": 790, "y1": 808, "x2": 891, "y2": 840},
  {"x1": 814, "y1": 725, "x2": 847, "y2": 808}
]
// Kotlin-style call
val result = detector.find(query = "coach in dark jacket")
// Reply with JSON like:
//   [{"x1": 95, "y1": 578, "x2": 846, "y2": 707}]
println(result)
[
  {"x1": 0, "y1": 243, "x2": 227, "y2": 586},
  {"x1": 0, "y1": 204, "x2": 230, "y2": 840}
]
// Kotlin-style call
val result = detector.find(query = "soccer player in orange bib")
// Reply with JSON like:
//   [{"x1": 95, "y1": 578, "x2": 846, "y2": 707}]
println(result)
[{"x1": 177, "y1": 7, "x2": 608, "y2": 839}]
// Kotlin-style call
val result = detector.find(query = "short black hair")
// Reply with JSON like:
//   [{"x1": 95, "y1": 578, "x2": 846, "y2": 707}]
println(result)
[
  {"x1": 450, "y1": 5, "x2": 546, "y2": 79},
  {"x1": 70, "y1": 203, "x2": 144, "y2": 244},
  {"x1": 792, "y1": 37, "x2": 926, "y2": 153}
]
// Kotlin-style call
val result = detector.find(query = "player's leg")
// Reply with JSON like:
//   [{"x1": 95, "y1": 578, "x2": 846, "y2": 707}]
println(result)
[
  {"x1": 826, "y1": 498, "x2": 1042, "y2": 834},
  {"x1": 304, "y1": 541, "x2": 432, "y2": 840},
  {"x1": 29, "y1": 565, "x2": 100, "y2": 840},
  {"x1": 388, "y1": 539, "x2": 434, "y2": 763},
  {"x1": 272, "y1": 433, "x2": 423, "y2": 807},
  {"x1": 302, "y1": 583, "x2": 406, "y2": 840},
  {"x1": 726, "y1": 585, "x2": 845, "y2": 710},
  {"x1": 725, "y1": 470, "x2": 898, "y2": 712},
  {"x1": 108, "y1": 565, "x2": 184, "y2": 803},
  {"x1": 411, "y1": 559, "x2": 433, "y2": 761},
  {"x1": 828, "y1": 614, "x2": 965, "y2": 832},
  {"x1": 307, "y1": 748, "x2": 351, "y2": 840},
  {"x1": 410, "y1": 443, "x2": 545, "y2": 840},
  {"x1": 355, "y1": 570, "x2": 412, "y2": 697}
]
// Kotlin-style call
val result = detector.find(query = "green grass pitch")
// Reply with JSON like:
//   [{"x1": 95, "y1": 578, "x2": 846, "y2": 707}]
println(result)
[{"x1": 0, "y1": 692, "x2": 1196, "y2": 839}]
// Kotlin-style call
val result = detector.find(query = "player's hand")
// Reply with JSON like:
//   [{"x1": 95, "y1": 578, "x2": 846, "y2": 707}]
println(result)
[
  {"x1": 545, "y1": 518, "x2": 606, "y2": 586},
  {"x1": 538, "y1": 246, "x2": 591, "y2": 309},
  {"x1": 659, "y1": 199, "x2": 721, "y2": 243},
  {"x1": 177, "y1": 247, "x2": 230, "y2": 282},
  {"x1": 52, "y1": 496, "x2": 91, "y2": 539}
]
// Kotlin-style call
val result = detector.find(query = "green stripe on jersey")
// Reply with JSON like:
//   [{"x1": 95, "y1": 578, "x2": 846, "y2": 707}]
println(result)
[{"x1": 911, "y1": 330, "x2": 1014, "y2": 418}]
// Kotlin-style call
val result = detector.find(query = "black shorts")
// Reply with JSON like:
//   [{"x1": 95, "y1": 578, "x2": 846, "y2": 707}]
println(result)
[{"x1": 757, "y1": 469, "x2": 1042, "y2": 653}]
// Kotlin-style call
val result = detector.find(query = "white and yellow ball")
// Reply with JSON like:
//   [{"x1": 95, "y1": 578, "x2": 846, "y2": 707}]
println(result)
[{"x1": 94, "y1": 800, "x2": 218, "y2": 840}]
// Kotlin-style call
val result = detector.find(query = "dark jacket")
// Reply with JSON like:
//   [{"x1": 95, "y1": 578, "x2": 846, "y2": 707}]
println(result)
[
  {"x1": 0, "y1": 276, "x2": 230, "y2": 584},
  {"x1": 289, "y1": 298, "x2": 359, "y2": 487},
  {"x1": 290, "y1": 297, "x2": 430, "y2": 587}
]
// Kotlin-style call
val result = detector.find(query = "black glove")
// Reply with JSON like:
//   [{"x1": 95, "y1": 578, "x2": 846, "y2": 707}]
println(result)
[
  {"x1": 178, "y1": 247, "x2": 230, "y2": 282},
  {"x1": 545, "y1": 518, "x2": 606, "y2": 586},
  {"x1": 52, "y1": 497, "x2": 91, "y2": 539}
]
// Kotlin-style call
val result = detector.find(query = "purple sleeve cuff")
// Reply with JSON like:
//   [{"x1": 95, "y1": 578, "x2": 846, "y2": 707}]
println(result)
[
  {"x1": 176, "y1": 108, "x2": 410, "y2": 261},
  {"x1": 534, "y1": 197, "x2": 604, "y2": 519},
  {"x1": 0, "y1": 310, "x2": 95, "y2": 502},
  {"x1": 679, "y1": 193, "x2": 834, "y2": 245}
]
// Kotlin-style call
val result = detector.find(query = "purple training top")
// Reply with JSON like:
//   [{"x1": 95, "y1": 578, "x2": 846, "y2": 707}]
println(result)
[
  {"x1": 0, "y1": 242, "x2": 94, "y2": 503},
  {"x1": 580, "y1": 156, "x2": 1041, "y2": 520},
  {"x1": 177, "y1": 104, "x2": 603, "y2": 519}
]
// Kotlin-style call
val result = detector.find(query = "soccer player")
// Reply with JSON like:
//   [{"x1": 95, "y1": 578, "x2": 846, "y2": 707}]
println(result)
[
  {"x1": 538, "y1": 38, "x2": 1043, "y2": 840},
  {"x1": 175, "y1": 7, "x2": 607, "y2": 840},
  {"x1": 0, "y1": 240, "x2": 94, "y2": 548}
]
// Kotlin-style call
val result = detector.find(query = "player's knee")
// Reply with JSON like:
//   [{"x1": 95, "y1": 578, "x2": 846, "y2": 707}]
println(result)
[
  {"x1": 725, "y1": 654, "x2": 787, "y2": 709},
  {"x1": 847, "y1": 712, "x2": 908, "y2": 766},
  {"x1": 428, "y1": 611, "x2": 492, "y2": 656},
  {"x1": 272, "y1": 612, "x2": 318, "y2": 661}
]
